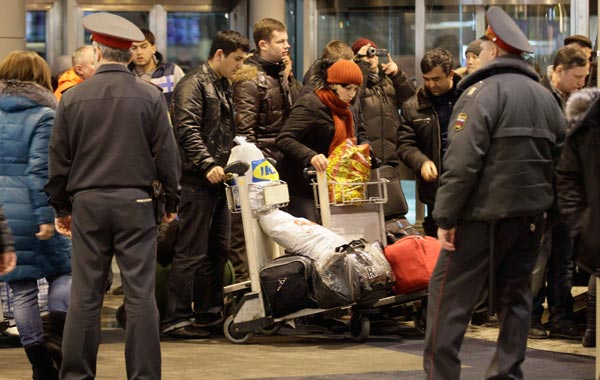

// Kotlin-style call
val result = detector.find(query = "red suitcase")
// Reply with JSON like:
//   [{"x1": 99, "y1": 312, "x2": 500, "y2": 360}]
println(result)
[{"x1": 383, "y1": 235, "x2": 441, "y2": 294}]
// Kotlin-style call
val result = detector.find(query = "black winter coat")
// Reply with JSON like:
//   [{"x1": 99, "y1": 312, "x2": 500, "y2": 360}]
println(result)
[
  {"x1": 397, "y1": 74, "x2": 461, "y2": 205},
  {"x1": 557, "y1": 97, "x2": 600, "y2": 273},
  {"x1": 233, "y1": 54, "x2": 301, "y2": 165},
  {"x1": 361, "y1": 69, "x2": 415, "y2": 166},
  {"x1": 172, "y1": 64, "x2": 234, "y2": 186},
  {"x1": 277, "y1": 91, "x2": 338, "y2": 198}
]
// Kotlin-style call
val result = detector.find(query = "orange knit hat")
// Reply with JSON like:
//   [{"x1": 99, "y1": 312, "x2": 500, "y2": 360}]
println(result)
[{"x1": 326, "y1": 60, "x2": 363, "y2": 86}]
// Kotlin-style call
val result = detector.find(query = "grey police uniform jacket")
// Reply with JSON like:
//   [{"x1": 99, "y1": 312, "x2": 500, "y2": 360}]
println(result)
[
  {"x1": 433, "y1": 55, "x2": 566, "y2": 229},
  {"x1": 46, "y1": 64, "x2": 181, "y2": 214}
]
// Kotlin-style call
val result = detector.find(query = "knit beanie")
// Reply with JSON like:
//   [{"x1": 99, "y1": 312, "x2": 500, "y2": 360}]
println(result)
[
  {"x1": 465, "y1": 39, "x2": 482, "y2": 56},
  {"x1": 351, "y1": 38, "x2": 377, "y2": 55},
  {"x1": 326, "y1": 60, "x2": 363, "y2": 85}
]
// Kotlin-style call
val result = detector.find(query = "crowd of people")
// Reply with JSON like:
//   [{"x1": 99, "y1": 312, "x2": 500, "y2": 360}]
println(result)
[{"x1": 0, "y1": 6, "x2": 598, "y2": 380}]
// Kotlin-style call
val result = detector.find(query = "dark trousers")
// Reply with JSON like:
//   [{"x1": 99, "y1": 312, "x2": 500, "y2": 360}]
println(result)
[
  {"x1": 424, "y1": 215, "x2": 544, "y2": 380},
  {"x1": 286, "y1": 194, "x2": 319, "y2": 223},
  {"x1": 532, "y1": 222, "x2": 575, "y2": 324},
  {"x1": 423, "y1": 204, "x2": 438, "y2": 237},
  {"x1": 164, "y1": 184, "x2": 230, "y2": 326},
  {"x1": 228, "y1": 212, "x2": 248, "y2": 281},
  {"x1": 60, "y1": 188, "x2": 160, "y2": 380}
]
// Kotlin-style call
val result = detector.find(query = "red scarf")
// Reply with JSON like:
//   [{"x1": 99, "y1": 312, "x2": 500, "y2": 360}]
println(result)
[{"x1": 315, "y1": 88, "x2": 355, "y2": 155}]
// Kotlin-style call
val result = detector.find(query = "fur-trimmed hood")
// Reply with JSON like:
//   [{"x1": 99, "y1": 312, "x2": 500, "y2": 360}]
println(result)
[
  {"x1": 0, "y1": 79, "x2": 57, "y2": 112},
  {"x1": 233, "y1": 52, "x2": 285, "y2": 83},
  {"x1": 305, "y1": 58, "x2": 330, "y2": 91}
]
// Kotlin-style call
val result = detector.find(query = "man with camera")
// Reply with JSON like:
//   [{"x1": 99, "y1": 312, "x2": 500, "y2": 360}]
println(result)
[{"x1": 352, "y1": 38, "x2": 415, "y2": 217}]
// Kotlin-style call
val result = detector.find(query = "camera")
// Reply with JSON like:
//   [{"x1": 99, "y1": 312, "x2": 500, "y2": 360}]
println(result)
[{"x1": 367, "y1": 47, "x2": 389, "y2": 58}]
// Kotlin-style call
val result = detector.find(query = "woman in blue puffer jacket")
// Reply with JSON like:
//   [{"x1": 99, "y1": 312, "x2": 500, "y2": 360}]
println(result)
[{"x1": 0, "y1": 51, "x2": 72, "y2": 380}]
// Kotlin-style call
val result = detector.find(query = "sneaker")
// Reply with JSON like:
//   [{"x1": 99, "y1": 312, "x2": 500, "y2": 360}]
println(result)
[
  {"x1": 3, "y1": 326, "x2": 19, "y2": 337},
  {"x1": 549, "y1": 321, "x2": 581, "y2": 340},
  {"x1": 194, "y1": 313, "x2": 223, "y2": 328},
  {"x1": 163, "y1": 324, "x2": 210, "y2": 339},
  {"x1": 582, "y1": 329, "x2": 596, "y2": 347},
  {"x1": 528, "y1": 321, "x2": 548, "y2": 339}
]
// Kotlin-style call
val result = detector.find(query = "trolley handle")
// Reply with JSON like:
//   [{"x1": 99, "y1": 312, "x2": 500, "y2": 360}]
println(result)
[
  {"x1": 303, "y1": 166, "x2": 318, "y2": 180},
  {"x1": 224, "y1": 160, "x2": 250, "y2": 181}
]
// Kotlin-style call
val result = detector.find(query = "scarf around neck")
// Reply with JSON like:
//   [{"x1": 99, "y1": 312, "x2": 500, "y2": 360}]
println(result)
[{"x1": 315, "y1": 88, "x2": 355, "y2": 154}]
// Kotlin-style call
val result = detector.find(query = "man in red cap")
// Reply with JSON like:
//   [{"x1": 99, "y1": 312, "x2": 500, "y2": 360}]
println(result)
[
  {"x1": 423, "y1": 6, "x2": 566, "y2": 380},
  {"x1": 351, "y1": 38, "x2": 415, "y2": 218},
  {"x1": 45, "y1": 12, "x2": 180, "y2": 380}
]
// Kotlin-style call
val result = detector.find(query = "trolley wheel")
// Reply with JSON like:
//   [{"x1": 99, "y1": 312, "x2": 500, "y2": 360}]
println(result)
[
  {"x1": 223, "y1": 315, "x2": 254, "y2": 344},
  {"x1": 258, "y1": 322, "x2": 282, "y2": 336},
  {"x1": 350, "y1": 314, "x2": 370, "y2": 343},
  {"x1": 116, "y1": 304, "x2": 126, "y2": 329},
  {"x1": 412, "y1": 303, "x2": 427, "y2": 335}
]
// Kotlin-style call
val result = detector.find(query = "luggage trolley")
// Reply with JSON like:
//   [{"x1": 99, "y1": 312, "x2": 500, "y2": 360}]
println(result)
[
  {"x1": 221, "y1": 164, "x2": 372, "y2": 344},
  {"x1": 312, "y1": 170, "x2": 429, "y2": 335}
]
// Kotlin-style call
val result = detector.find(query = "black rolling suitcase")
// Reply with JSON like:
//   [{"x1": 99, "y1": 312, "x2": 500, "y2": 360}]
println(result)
[{"x1": 260, "y1": 255, "x2": 318, "y2": 317}]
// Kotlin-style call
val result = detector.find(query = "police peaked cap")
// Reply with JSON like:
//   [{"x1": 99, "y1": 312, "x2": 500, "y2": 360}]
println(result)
[
  {"x1": 482, "y1": 6, "x2": 534, "y2": 55},
  {"x1": 83, "y1": 12, "x2": 144, "y2": 50}
]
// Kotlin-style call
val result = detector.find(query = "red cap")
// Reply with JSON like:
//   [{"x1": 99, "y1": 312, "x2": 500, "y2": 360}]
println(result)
[{"x1": 351, "y1": 38, "x2": 377, "y2": 55}]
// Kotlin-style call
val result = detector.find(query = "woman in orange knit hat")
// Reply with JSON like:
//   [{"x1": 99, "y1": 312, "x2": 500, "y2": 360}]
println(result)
[{"x1": 277, "y1": 59, "x2": 364, "y2": 221}]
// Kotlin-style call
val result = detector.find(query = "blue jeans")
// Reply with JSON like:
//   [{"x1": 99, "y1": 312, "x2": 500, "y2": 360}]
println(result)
[{"x1": 10, "y1": 274, "x2": 71, "y2": 347}]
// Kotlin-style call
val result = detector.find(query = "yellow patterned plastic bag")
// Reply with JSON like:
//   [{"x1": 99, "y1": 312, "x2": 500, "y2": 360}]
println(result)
[{"x1": 326, "y1": 139, "x2": 371, "y2": 203}]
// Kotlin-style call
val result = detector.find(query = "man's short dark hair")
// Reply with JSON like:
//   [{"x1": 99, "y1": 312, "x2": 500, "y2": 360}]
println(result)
[
  {"x1": 553, "y1": 46, "x2": 588, "y2": 70},
  {"x1": 253, "y1": 18, "x2": 287, "y2": 48},
  {"x1": 139, "y1": 28, "x2": 156, "y2": 45},
  {"x1": 208, "y1": 30, "x2": 250, "y2": 59},
  {"x1": 421, "y1": 48, "x2": 454, "y2": 75}
]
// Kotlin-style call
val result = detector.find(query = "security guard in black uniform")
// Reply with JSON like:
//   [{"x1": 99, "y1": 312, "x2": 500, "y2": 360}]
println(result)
[
  {"x1": 423, "y1": 7, "x2": 566, "y2": 380},
  {"x1": 45, "y1": 13, "x2": 180, "y2": 380}
]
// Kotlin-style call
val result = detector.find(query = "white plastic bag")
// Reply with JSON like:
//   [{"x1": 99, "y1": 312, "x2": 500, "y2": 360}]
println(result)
[
  {"x1": 228, "y1": 137, "x2": 281, "y2": 211},
  {"x1": 228, "y1": 136, "x2": 279, "y2": 183},
  {"x1": 258, "y1": 209, "x2": 347, "y2": 259}
]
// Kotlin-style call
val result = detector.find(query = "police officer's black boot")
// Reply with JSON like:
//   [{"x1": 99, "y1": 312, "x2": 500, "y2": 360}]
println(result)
[
  {"x1": 24, "y1": 341, "x2": 59, "y2": 380},
  {"x1": 42, "y1": 311, "x2": 66, "y2": 368}
]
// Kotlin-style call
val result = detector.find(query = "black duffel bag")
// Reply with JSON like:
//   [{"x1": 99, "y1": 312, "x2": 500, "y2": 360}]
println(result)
[{"x1": 260, "y1": 255, "x2": 318, "y2": 317}]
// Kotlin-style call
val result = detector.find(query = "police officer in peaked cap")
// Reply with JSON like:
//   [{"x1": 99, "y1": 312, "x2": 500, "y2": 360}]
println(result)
[
  {"x1": 46, "y1": 12, "x2": 181, "y2": 380},
  {"x1": 83, "y1": 12, "x2": 145, "y2": 49},
  {"x1": 482, "y1": 6, "x2": 534, "y2": 55},
  {"x1": 423, "y1": 6, "x2": 566, "y2": 380}
]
